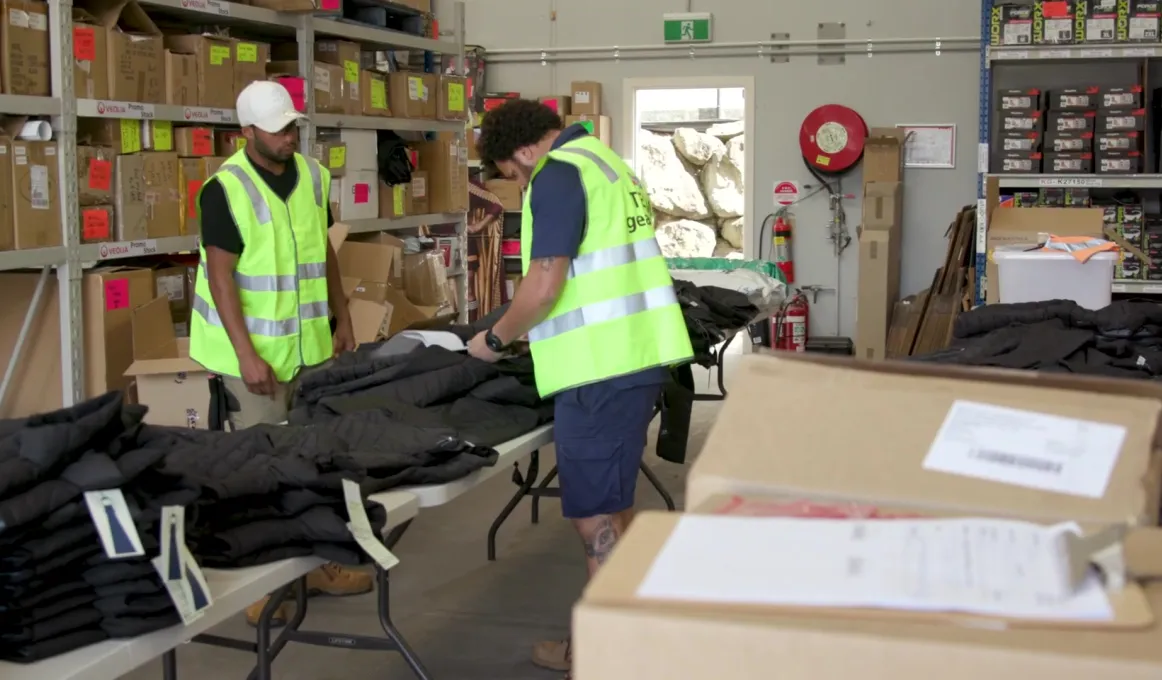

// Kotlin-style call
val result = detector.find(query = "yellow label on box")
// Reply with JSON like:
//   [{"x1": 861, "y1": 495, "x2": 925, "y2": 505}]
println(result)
[
  {"x1": 120, "y1": 119, "x2": 141, "y2": 154},
  {"x1": 329, "y1": 146, "x2": 346, "y2": 168},
  {"x1": 447, "y1": 82, "x2": 464, "y2": 112},
  {"x1": 370, "y1": 79, "x2": 386, "y2": 110},
  {"x1": 344, "y1": 60, "x2": 358, "y2": 83},
  {"x1": 235, "y1": 137, "x2": 247, "y2": 151},
  {"x1": 393, "y1": 184, "x2": 404, "y2": 214},
  {"x1": 236, "y1": 42, "x2": 258, "y2": 63},
  {"x1": 151, "y1": 121, "x2": 173, "y2": 151},
  {"x1": 209, "y1": 44, "x2": 231, "y2": 66}
]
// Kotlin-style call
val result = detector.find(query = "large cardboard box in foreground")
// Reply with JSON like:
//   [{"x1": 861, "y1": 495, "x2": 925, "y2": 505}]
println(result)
[
  {"x1": 574, "y1": 503, "x2": 1162, "y2": 680},
  {"x1": 687, "y1": 353, "x2": 1162, "y2": 525}
]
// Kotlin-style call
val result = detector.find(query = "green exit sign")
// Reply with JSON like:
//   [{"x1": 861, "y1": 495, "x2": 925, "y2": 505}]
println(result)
[{"x1": 663, "y1": 12, "x2": 712, "y2": 44}]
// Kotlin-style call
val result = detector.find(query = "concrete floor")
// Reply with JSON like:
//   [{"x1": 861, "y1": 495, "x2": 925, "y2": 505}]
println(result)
[{"x1": 121, "y1": 381, "x2": 728, "y2": 680}]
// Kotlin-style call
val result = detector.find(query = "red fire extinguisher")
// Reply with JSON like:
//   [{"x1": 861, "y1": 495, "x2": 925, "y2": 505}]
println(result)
[
  {"x1": 772, "y1": 215, "x2": 794, "y2": 284},
  {"x1": 772, "y1": 292, "x2": 809, "y2": 352}
]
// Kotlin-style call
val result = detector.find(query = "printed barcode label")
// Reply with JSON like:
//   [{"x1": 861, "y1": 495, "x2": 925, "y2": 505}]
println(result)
[
  {"x1": 969, "y1": 449, "x2": 1062, "y2": 475},
  {"x1": 30, "y1": 165, "x2": 48, "y2": 210}
]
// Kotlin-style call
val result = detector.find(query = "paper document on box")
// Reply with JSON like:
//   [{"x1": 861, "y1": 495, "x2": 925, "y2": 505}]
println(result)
[
  {"x1": 922, "y1": 400, "x2": 1126, "y2": 498},
  {"x1": 636, "y1": 516, "x2": 1112, "y2": 621}
]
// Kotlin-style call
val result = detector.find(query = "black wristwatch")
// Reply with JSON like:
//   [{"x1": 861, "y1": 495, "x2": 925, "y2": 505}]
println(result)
[{"x1": 484, "y1": 329, "x2": 507, "y2": 352}]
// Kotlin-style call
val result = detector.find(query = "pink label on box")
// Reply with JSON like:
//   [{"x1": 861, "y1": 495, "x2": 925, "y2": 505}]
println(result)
[
  {"x1": 104, "y1": 279, "x2": 129, "y2": 311},
  {"x1": 353, "y1": 183, "x2": 369, "y2": 204},
  {"x1": 321, "y1": 0, "x2": 339, "y2": 9}
]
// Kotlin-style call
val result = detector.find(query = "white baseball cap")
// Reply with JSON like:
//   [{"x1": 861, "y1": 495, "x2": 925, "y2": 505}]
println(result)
[{"x1": 236, "y1": 81, "x2": 307, "y2": 133}]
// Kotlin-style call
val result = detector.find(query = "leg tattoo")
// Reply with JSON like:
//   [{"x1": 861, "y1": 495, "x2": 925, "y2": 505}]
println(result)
[{"x1": 583, "y1": 516, "x2": 618, "y2": 566}]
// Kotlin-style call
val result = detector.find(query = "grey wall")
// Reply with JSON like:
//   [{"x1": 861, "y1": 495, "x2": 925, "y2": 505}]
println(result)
[{"x1": 440, "y1": 0, "x2": 982, "y2": 337}]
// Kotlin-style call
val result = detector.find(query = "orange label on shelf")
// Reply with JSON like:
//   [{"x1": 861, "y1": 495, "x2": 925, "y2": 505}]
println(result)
[
  {"x1": 82, "y1": 208, "x2": 110, "y2": 240},
  {"x1": 88, "y1": 159, "x2": 112, "y2": 191},
  {"x1": 74, "y1": 27, "x2": 95, "y2": 61},
  {"x1": 187, "y1": 180, "x2": 204, "y2": 218},
  {"x1": 104, "y1": 279, "x2": 129, "y2": 311},
  {"x1": 192, "y1": 129, "x2": 212, "y2": 156}
]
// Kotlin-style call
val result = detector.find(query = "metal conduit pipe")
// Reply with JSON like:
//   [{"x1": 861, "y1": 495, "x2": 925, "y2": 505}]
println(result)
[
  {"x1": 488, "y1": 44, "x2": 979, "y2": 63},
  {"x1": 486, "y1": 35, "x2": 982, "y2": 55}
]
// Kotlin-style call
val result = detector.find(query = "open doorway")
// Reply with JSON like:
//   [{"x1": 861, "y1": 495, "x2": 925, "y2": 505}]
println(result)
[{"x1": 623, "y1": 77, "x2": 754, "y2": 261}]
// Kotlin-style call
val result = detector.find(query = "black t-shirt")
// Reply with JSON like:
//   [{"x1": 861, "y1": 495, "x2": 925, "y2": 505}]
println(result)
[{"x1": 199, "y1": 155, "x2": 334, "y2": 255}]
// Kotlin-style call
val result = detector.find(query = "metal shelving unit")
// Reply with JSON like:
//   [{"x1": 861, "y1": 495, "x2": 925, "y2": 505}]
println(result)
[
  {"x1": 1, "y1": 0, "x2": 469, "y2": 409},
  {"x1": 977, "y1": 1, "x2": 1162, "y2": 305}
]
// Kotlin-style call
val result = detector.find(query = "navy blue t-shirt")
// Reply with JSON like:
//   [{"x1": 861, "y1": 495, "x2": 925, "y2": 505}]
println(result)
[{"x1": 529, "y1": 124, "x2": 667, "y2": 389}]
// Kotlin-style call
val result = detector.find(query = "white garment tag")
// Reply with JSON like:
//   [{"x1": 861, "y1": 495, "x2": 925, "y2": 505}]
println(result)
[
  {"x1": 922, "y1": 400, "x2": 1127, "y2": 498},
  {"x1": 84, "y1": 489, "x2": 146, "y2": 559},
  {"x1": 151, "y1": 544, "x2": 213, "y2": 625},
  {"x1": 159, "y1": 506, "x2": 187, "y2": 583},
  {"x1": 342, "y1": 479, "x2": 400, "y2": 570}
]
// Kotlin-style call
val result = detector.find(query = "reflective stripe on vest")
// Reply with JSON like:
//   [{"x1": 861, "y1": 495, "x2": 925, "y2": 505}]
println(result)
[
  {"x1": 217, "y1": 159, "x2": 326, "y2": 224},
  {"x1": 197, "y1": 261, "x2": 327, "y2": 292},
  {"x1": 529, "y1": 284, "x2": 679, "y2": 342},
  {"x1": 568, "y1": 238, "x2": 662, "y2": 279},
  {"x1": 192, "y1": 294, "x2": 329, "y2": 337}
]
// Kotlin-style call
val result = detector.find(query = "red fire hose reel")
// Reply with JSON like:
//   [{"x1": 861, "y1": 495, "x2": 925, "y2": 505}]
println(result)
[{"x1": 798, "y1": 104, "x2": 869, "y2": 174}]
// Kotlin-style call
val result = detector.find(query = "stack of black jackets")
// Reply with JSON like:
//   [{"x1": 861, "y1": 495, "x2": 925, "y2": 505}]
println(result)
[
  {"x1": 672, "y1": 280, "x2": 759, "y2": 366},
  {"x1": 911, "y1": 299, "x2": 1162, "y2": 380},
  {"x1": 0, "y1": 393, "x2": 193, "y2": 662}
]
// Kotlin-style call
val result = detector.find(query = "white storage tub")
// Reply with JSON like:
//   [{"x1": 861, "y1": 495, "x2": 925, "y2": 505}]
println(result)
[{"x1": 993, "y1": 245, "x2": 1116, "y2": 310}]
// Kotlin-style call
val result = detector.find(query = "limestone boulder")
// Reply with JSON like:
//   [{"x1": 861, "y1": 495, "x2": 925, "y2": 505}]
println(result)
[
  {"x1": 702, "y1": 149, "x2": 744, "y2": 218},
  {"x1": 637, "y1": 130, "x2": 709, "y2": 219},
  {"x1": 718, "y1": 216, "x2": 745, "y2": 249},
  {"x1": 655, "y1": 219, "x2": 717, "y2": 258},
  {"x1": 706, "y1": 120, "x2": 744, "y2": 140},
  {"x1": 672, "y1": 127, "x2": 725, "y2": 166}
]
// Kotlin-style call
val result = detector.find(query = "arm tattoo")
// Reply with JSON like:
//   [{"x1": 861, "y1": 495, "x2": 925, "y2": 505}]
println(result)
[
  {"x1": 534, "y1": 256, "x2": 563, "y2": 272},
  {"x1": 583, "y1": 517, "x2": 618, "y2": 566}
]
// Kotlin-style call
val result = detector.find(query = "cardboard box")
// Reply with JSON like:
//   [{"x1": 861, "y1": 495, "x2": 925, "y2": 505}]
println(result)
[
  {"x1": 338, "y1": 129, "x2": 377, "y2": 172},
  {"x1": 388, "y1": 71, "x2": 437, "y2": 119},
  {"x1": 80, "y1": 204, "x2": 114, "y2": 244},
  {"x1": 381, "y1": 283, "x2": 455, "y2": 338},
  {"x1": 84, "y1": 267, "x2": 155, "y2": 396},
  {"x1": 311, "y1": 140, "x2": 346, "y2": 177},
  {"x1": 570, "y1": 80, "x2": 602, "y2": 115},
  {"x1": 114, "y1": 152, "x2": 180, "y2": 240},
  {"x1": 415, "y1": 137, "x2": 468, "y2": 213},
  {"x1": 0, "y1": 138, "x2": 15, "y2": 252},
  {"x1": 402, "y1": 250, "x2": 449, "y2": 307},
  {"x1": 484, "y1": 178, "x2": 522, "y2": 211},
  {"x1": 79, "y1": 119, "x2": 141, "y2": 154},
  {"x1": 438, "y1": 75, "x2": 469, "y2": 121},
  {"x1": 1, "y1": 0, "x2": 50, "y2": 96},
  {"x1": 124, "y1": 296, "x2": 209, "y2": 428},
  {"x1": 333, "y1": 170, "x2": 378, "y2": 220},
  {"x1": 564, "y1": 115, "x2": 611, "y2": 145},
  {"x1": 538, "y1": 95, "x2": 571, "y2": 116},
  {"x1": 862, "y1": 181, "x2": 902, "y2": 234},
  {"x1": 175, "y1": 126, "x2": 214, "y2": 157},
  {"x1": 575, "y1": 505, "x2": 1162, "y2": 680},
  {"x1": 164, "y1": 34, "x2": 234, "y2": 110},
  {"x1": 151, "y1": 264, "x2": 189, "y2": 325},
  {"x1": 855, "y1": 229, "x2": 900, "y2": 361},
  {"x1": 93, "y1": 0, "x2": 164, "y2": 104},
  {"x1": 347, "y1": 231, "x2": 405, "y2": 287},
  {"x1": 164, "y1": 50, "x2": 197, "y2": 106},
  {"x1": 78, "y1": 145, "x2": 115, "y2": 206},
  {"x1": 141, "y1": 120, "x2": 174, "y2": 151},
  {"x1": 863, "y1": 128, "x2": 904, "y2": 184},
  {"x1": 273, "y1": 39, "x2": 359, "y2": 113},
  {"x1": 686, "y1": 352, "x2": 1162, "y2": 524},
  {"x1": 214, "y1": 129, "x2": 245, "y2": 156},
  {"x1": 12, "y1": 140, "x2": 59, "y2": 249},
  {"x1": 410, "y1": 170, "x2": 428, "y2": 214},
  {"x1": 338, "y1": 238, "x2": 396, "y2": 286},
  {"x1": 378, "y1": 181, "x2": 410, "y2": 219},
  {"x1": 232, "y1": 38, "x2": 269, "y2": 95},
  {"x1": 269, "y1": 61, "x2": 345, "y2": 114},
  {"x1": 178, "y1": 155, "x2": 225, "y2": 236},
  {"x1": 73, "y1": 14, "x2": 109, "y2": 100},
  {"x1": 361, "y1": 69, "x2": 389, "y2": 116}
]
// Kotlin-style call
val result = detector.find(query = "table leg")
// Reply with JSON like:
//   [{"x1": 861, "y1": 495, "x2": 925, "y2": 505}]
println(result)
[
  {"x1": 376, "y1": 564, "x2": 433, "y2": 680},
  {"x1": 530, "y1": 465, "x2": 558, "y2": 525},
  {"x1": 487, "y1": 451, "x2": 540, "y2": 561},
  {"x1": 161, "y1": 649, "x2": 177, "y2": 680},
  {"x1": 639, "y1": 462, "x2": 676, "y2": 510},
  {"x1": 247, "y1": 580, "x2": 302, "y2": 680}
]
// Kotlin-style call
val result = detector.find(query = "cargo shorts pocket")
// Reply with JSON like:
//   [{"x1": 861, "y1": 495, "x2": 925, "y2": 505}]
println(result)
[{"x1": 556, "y1": 436, "x2": 627, "y2": 519}]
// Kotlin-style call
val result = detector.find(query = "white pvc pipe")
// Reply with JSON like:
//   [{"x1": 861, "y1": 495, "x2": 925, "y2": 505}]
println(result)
[{"x1": 488, "y1": 35, "x2": 981, "y2": 55}]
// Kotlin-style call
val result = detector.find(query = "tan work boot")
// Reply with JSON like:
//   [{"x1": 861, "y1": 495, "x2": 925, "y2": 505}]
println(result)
[
  {"x1": 245, "y1": 595, "x2": 291, "y2": 628},
  {"x1": 531, "y1": 639, "x2": 571, "y2": 672},
  {"x1": 305, "y1": 562, "x2": 374, "y2": 596}
]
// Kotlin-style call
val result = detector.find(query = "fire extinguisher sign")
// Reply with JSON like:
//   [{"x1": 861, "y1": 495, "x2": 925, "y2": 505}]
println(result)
[{"x1": 773, "y1": 181, "x2": 800, "y2": 207}]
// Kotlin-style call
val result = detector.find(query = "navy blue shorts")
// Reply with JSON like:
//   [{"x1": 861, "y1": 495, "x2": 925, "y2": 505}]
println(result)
[{"x1": 554, "y1": 380, "x2": 662, "y2": 519}]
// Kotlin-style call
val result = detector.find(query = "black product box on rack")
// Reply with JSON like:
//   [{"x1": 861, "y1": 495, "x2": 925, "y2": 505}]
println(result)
[
  {"x1": 1001, "y1": 109, "x2": 1044, "y2": 132},
  {"x1": 1097, "y1": 150, "x2": 1144, "y2": 173},
  {"x1": 1012, "y1": 191, "x2": 1041, "y2": 206},
  {"x1": 1082, "y1": 0, "x2": 1130, "y2": 42},
  {"x1": 1097, "y1": 131, "x2": 1143, "y2": 151},
  {"x1": 990, "y1": 3, "x2": 1035, "y2": 45},
  {"x1": 1035, "y1": 0, "x2": 1082, "y2": 43},
  {"x1": 1050, "y1": 87, "x2": 1100, "y2": 110},
  {"x1": 1100, "y1": 85, "x2": 1144, "y2": 109},
  {"x1": 996, "y1": 151, "x2": 1043, "y2": 173},
  {"x1": 1045, "y1": 130, "x2": 1093, "y2": 152},
  {"x1": 1000, "y1": 131, "x2": 1044, "y2": 152},
  {"x1": 1049, "y1": 110, "x2": 1096, "y2": 133},
  {"x1": 1045, "y1": 151, "x2": 1094, "y2": 173},
  {"x1": 998, "y1": 88, "x2": 1044, "y2": 111},
  {"x1": 1041, "y1": 187, "x2": 1093, "y2": 205},
  {"x1": 1099, "y1": 108, "x2": 1148, "y2": 132},
  {"x1": 1122, "y1": 204, "x2": 1145, "y2": 227},
  {"x1": 1127, "y1": 1, "x2": 1162, "y2": 42}
]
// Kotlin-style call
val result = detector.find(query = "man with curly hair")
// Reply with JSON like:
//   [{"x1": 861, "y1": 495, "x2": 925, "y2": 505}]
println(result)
[{"x1": 468, "y1": 99, "x2": 693, "y2": 678}]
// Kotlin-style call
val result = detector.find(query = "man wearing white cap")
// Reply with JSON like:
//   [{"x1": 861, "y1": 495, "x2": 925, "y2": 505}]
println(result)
[{"x1": 190, "y1": 81, "x2": 368, "y2": 626}]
